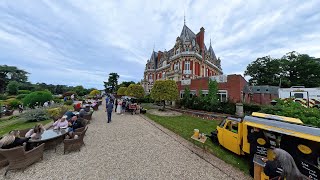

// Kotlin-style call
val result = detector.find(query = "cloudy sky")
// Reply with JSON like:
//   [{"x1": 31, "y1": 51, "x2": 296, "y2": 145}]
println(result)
[{"x1": 1, "y1": 0, "x2": 320, "y2": 89}]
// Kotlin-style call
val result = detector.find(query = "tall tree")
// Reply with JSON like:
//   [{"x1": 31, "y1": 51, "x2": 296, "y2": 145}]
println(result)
[
  {"x1": 151, "y1": 80, "x2": 178, "y2": 110},
  {"x1": 104, "y1": 73, "x2": 119, "y2": 93},
  {"x1": 0, "y1": 65, "x2": 29, "y2": 93},
  {"x1": 6, "y1": 81, "x2": 19, "y2": 95},
  {"x1": 245, "y1": 52, "x2": 320, "y2": 87},
  {"x1": 118, "y1": 81, "x2": 135, "y2": 88}
]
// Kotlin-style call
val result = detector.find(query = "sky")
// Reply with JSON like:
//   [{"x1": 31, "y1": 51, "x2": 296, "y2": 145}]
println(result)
[{"x1": 1, "y1": 0, "x2": 320, "y2": 89}]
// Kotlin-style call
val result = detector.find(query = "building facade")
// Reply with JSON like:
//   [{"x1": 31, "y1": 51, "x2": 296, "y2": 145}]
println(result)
[
  {"x1": 177, "y1": 74, "x2": 248, "y2": 103},
  {"x1": 243, "y1": 85, "x2": 279, "y2": 105},
  {"x1": 141, "y1": 23, "x2": 223, "y2": 94}
]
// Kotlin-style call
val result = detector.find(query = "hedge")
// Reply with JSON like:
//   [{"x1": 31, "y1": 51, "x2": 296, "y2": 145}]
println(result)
[
  {"x1": 18, "y1": 90, "x2": 31, "y2": 94},
  {"x1": 23, "y1": 91, "x2": 53, "y2": 108}
]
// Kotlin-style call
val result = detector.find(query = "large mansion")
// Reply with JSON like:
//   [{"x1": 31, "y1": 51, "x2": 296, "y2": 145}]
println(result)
[{"x1": 141, "y1": 23, "x2": 223, "y2": 93}]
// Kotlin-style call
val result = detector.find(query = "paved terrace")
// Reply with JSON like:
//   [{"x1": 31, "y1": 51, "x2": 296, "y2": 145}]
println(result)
[{"x1": 0, "y1": 101, "x2": 248, "y2": 180}]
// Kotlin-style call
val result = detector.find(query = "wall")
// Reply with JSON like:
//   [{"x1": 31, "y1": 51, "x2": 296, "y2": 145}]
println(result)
[{"x1": 177, "y1": 74, "x2": 248, "y2": 103}]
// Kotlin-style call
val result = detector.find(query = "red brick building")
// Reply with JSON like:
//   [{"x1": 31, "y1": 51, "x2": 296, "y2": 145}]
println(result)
[
  {"x1": 243, "y1": 85, "x2": 279, "y2": 105},
  {"x1": 177, "y1": 74, "x2": 248, "y2": 103}
]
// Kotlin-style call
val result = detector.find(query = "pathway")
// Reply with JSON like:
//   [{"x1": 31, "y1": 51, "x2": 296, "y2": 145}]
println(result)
[{"x1": 0, "y1": 101, "x2": 246, "y2": 179}]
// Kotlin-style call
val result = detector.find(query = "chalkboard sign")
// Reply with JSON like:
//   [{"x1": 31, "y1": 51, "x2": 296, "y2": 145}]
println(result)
[{"x1": 299, "y1": 160, "x2": 319, "y2": 180}]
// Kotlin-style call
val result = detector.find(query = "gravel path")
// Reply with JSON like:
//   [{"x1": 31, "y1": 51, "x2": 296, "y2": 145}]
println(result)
[{"x1": 0, "y1": 101, "x2": 238, "y2": 180}]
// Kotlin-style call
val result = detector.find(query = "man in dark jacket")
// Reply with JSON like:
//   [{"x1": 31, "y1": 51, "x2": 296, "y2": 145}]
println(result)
[{"x1": 106, "y1": 100, "x2": 114, "y2": 123}]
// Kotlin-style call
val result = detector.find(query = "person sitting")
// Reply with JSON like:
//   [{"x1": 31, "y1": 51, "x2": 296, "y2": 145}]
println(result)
[
  {"x1": 263, "y1": 148, "x2": 303, "y2": 180},
  {"x1": 64, "y1": 111, "x2": 76, "y2": 121},
  {"x1": 25, "y1": 124, "x2": 45, "y2": 139},
  {"x1": 78, "y1": 110, "x2": 88, "y2": 126},
  {"x1": 0, "y1": 130, "x2": 30, "y2": 149},
  {"x1": 66, "y1": 115, "x2": 83, "y2": 139},
  {"x1": 52, "y1": 115, "x2": 68, "y2": 129}
]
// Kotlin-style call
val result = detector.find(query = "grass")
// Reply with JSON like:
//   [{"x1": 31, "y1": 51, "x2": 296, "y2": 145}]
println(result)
[
  {"x1": 0, "y1": 118, "x2": 52, "y2": 136},
  {"x1": 145, "y1": 113, "x2": 249, "y2": 173}
]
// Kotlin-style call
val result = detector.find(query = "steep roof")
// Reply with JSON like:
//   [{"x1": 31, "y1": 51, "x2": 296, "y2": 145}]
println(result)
[
  {"x1": 208, "y1": 43, "x2": 217, "y2": 60},
  {"x1": 180, "y1": 25, "x2": 196, "y2": 42}
]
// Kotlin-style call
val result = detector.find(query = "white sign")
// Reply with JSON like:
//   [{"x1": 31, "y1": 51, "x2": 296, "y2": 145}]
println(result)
[
  {"x1": 210, "y1": 75, "x2": 227, "y2": 83},
  {"x1": 181, "y1": 79, "x2": 191, "y2": 85}
]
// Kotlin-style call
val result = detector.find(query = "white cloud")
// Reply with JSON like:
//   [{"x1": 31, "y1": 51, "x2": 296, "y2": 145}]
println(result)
[{"x1": 0, "y1": 0, "x2": 319, "y2": 89}]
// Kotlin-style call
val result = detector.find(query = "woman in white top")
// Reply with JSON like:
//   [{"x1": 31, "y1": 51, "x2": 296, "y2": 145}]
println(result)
[
  {"x1": 116, "y1": 99, "x2": 122, "y2": 114},
  {"x1": 52, "y1": 115, "x2": 68, "y2": 129}
]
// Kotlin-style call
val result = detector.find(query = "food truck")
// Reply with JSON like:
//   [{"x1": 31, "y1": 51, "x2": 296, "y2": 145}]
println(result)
[{"x1": 211, "y1": 112, "x2": 320, "y2": 179}]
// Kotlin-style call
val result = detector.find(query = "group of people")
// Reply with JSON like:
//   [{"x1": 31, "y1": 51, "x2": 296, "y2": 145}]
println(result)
[{"x1": 0, "y1": 110, "x2": 86, "y2": 150}]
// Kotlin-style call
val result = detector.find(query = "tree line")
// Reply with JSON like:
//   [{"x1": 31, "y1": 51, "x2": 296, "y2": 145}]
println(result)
[
  {"x1": 0, "y1": 65, "x2": 97, "y2": 96},
  {"x1": 245, "y1": 51, "x2": 320, "y2": 87}
]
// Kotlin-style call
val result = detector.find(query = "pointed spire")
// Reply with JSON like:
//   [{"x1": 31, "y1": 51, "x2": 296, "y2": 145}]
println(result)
[
  {"x1": 210, "y1": 38, "x2": 212, "y2": 47},
  {"x1": 184, "y1": 11, "x2": 186, "y2": 25}
]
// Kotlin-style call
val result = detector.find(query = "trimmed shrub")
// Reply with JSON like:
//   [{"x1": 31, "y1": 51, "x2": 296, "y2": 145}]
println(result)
[
  {"x1": 47, "y1": 105, "x2": 70, "y2": 120},
  {"x1": 243, "y1": 103, "x2": 262, "y2": 115},
  {"x1": 18, "y1": 90, "x2": 31, "y2": 94},
  {"x1": 8, "y1": 99, "x2": 21, "y2": 109},
  {"x1": 89, "y1": 89, "x2": 100, "y2": 96},
  {"x1": 6, "y1": 81, "x2": 19, "y2": 95},
  {"x1": 64, "y1": 100, "x2": 73, "y2": 105},
  {"x1": 16, "y1": 94, "x2": 27, "y2": 100},
  {"x1": 23, "y1": 91, "x2": 53, "y2": 108},
  {"x1": 21, "y1": 108, "x2": 49, "y2": 122},
  {"x1": 0, "y1": 94, "x2": 7, "y2": 100},
  {"x1": 7, "y1": 95, "x2": 17, "y2": 99},
  {"x1": 53, "y1": 97, "x2": 61, "y2": 103}
]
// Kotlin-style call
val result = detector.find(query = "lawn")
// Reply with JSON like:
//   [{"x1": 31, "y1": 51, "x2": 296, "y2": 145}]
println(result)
[
  {"x1": 145, "y1": 113, "x2": 249, "y2": 173},
  {"x1": 0, "y1": 118, "x2": 52, "y2": 136}
]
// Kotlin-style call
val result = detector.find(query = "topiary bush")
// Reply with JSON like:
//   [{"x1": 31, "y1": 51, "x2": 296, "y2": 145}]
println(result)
[
  {"x1": 18, "y1": 90, "x2": 31, "y2": 94},
  {"x1": 16, "y1": 94, "x2": 27, "y2": 100},
  {"x1": 47, "y1": 105, "x2": 70, "y2": 120},
  {"x1": 64, "y1": 100, "x2": 73, "y2": 105},
  {"x1": 7, "y1": 99, "x2": 21, "y2": 109},
  {"x1": 21, "y1": 108, "x2": 49, "y2": 122},
  {"x1": 23, "y1": 91, "x2": 53, "y2": 108}
]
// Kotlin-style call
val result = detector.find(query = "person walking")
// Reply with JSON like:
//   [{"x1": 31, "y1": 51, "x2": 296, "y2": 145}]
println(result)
[
  {"x1": 106, "y1": 100, "x2": 114, "y2": 123},
  {"x1": 114, "y1": 99, "x2": 118, "y2": 112}
]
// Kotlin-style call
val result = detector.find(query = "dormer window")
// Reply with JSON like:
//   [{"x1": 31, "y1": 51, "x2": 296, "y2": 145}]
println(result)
[{"x1": 176, "y1": 49, "x2": 180, "y2": 54}]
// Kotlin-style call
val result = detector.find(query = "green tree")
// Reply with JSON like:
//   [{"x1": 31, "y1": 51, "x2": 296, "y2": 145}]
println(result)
[
  {"x1": 104, "y1": 72, "x2": 119, "y2": 93},
  {"x1": 182, "y1": 87, "x2": 191, "y2": 108},
  {"x1": 89, "y1": 89, "x2": 100, "y2": 96},
  {"x1": 245, "y1": 51, "x2": 320, "y2": 87},
  {"x1": 23, "y1": 90, "x2": 53, "y2": 108},
  {"x1": 117, "y1": 87, "x2": 127, "y2": 96},
  {"x1": 151, "y1": 80, "x2": 178, "y2": 110},
  {"x1": 203, "y1": 79, "x2": 219, "y2": 111},
  {"x1": 6, "y1": 81, "x2": 19, "y2": 95},
  {"x1": 118, "y1": 81, "x2": 135, "y2": 88},
  {"x1": 0, "y1": 65, "x2": 29, "y2": 93},
  {"x1": 125, "y1": 84, "x2": 144, "y2": 98},
  {"x1": 244, "y1": 56, "x2": 282, "y2": 86},
  {"x1": 73, "y1": 85, "x2": 86, "y2": 96}
]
